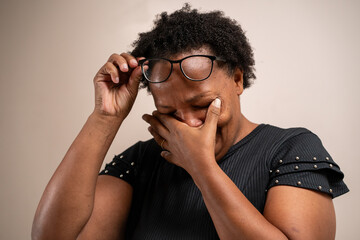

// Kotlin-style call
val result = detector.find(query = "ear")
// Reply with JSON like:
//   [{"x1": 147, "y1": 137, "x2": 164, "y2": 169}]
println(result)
[{"x1": 233, "y1": 68, "x2": 244, "y2": 96}]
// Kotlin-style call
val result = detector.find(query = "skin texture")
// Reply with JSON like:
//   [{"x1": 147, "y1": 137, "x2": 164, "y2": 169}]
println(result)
[
  {"x1": 143, "y1": 47, "x2": 258, "y2": 169},
  {"x1": 32, "y1": 53, "x2": 141, "y2": 240},
  {"x1": 32, "y1": 48, "x2": 336, "y2": 240},
  {"x1": 143, "y1": 47, "x2": 336, "y2": 239}
]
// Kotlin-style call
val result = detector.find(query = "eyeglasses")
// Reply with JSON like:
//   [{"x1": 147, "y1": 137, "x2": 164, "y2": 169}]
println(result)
[{"x1": 138, "y1": 55, "x2": 226, "y2": 83}]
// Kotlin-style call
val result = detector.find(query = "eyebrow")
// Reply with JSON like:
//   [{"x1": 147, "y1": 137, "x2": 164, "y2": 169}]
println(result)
[
  {"x1": 157, "y1": 91, "x2": 214, "y2": 109},
  {"x1": 185, "y1": 92, "x2": 213, "y2": 104}
]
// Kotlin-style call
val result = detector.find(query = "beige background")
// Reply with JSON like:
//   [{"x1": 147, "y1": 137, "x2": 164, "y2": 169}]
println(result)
[{"x1": 0, "y1": 0, "x2": 359, "y2": 239}]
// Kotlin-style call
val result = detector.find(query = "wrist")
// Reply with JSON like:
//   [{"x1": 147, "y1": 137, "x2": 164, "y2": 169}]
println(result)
[
  {"x1": 88, "y1": 111, "x2": 123, "y2": 133},
  {"x1": 190, "y1": 159, "x2": 220, "y2": 187}
]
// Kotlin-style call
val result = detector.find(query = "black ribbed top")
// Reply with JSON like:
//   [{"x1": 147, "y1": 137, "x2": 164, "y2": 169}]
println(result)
[{"x1": 100, "y1": 124, "x2": 349, "y2": 239}]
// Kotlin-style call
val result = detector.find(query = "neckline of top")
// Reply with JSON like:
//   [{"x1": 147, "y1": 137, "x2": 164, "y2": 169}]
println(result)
[{"x1": 219, "y1": 123, "x2": 268, "y2": 162}]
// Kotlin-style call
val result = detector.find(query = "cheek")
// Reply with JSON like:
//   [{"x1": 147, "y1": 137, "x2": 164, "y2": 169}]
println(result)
[
  {"x1": 214, "y1": 110, "x2": 232, "y2": 153},
  {"x1": 213, "y1": 87, "x2": 235, "y2": 125},
  {"x1": 217, "y1": 102, "x2": 232, "y2": 128}
]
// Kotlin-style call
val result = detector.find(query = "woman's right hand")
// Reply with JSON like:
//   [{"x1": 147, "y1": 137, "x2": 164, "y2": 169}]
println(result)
[{"x1": 93, "y1": 53, "x2": 143, "y2": 121}]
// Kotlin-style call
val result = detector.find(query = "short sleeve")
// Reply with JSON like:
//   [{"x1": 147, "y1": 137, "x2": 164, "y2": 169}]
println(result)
[
  {"x1": 99, "y1": 141, "x2": 143, "y2": 186},
  {"x1": 267, "y1": 131, "x2": 349, "y2": 198}
]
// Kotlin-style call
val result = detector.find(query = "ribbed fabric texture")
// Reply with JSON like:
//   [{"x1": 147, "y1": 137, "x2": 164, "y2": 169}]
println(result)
[{"x1": 99, "y1": 124, "x2": 349, "y2": 239}]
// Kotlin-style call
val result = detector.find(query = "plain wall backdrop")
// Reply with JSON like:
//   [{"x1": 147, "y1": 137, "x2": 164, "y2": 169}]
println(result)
[{"x1": 0, "y1": 0, "x2": 359, "y2": 239}]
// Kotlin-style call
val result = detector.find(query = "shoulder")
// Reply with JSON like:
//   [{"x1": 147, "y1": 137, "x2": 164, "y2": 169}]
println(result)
[
  {"x1": 113, "y1": 138, "x2": 160, "y2": 162},
  {"x1": 260, "y1": 124, "x2": 313, "y2": 144},
  {"x1": 99, "y1": 138, "x2": 161, "y2": 186},
  {"x1": 265, "y1": 124, "x2": 330, "y2": 165},
  {"x1": 262, "y1": 124, "x2": 349, "y2": 198},
  {"x1": 255, "y1": 124, "x2": 327, "y2": 161}
]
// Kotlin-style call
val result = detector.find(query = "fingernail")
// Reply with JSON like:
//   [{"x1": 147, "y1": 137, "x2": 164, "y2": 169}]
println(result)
[
  {"x1": 130, "y1": 59, "x2": 138, "y2": 66},
  {"x1": 115, "y1": 77, "x2": 119, "y2": 83},
  {"x1": 214, "y1": 98, "x2": 221, "y2": 108},
  {"x1": 122, "y1": 64, "x2": 128, "y2": 71}
]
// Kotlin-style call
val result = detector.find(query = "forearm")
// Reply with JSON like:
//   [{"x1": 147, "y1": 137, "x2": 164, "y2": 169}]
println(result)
[
  {"x1": 32, "y1": 112, "x2": 122, "y2": 240},
  {"x1": 192, "y1": 163, "x2": 288, "y2": 240}
]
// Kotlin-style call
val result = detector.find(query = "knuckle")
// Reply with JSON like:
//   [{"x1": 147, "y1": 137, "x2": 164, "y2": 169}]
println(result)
[
  {"x1": 120, "y1": 52, "x2": 135, "y2": 60},
  {"x1": 104, "y1": 62, "x2": 115, "y2": 73},
  {"x1": 108, "y1": 54, "x2": 126, "y2": 66},
  {"x1": 104, "y1": 61, "x2": 113, "y2": 68},
  {"x1": 210, "y1": 108, "x2": 220, "y2": 116},
  {"x1": 108, "y1": 53, "x2": 119, "y2": 61},
  {"x1": 120, "y1": 52, "x2": 130, "y2": 57},
  {"x1": 152, "y1": 111, "x2": 160, "y2": 118},
  {"x1": 173, "y1": 128, "x2": 182, "y2": 138}
]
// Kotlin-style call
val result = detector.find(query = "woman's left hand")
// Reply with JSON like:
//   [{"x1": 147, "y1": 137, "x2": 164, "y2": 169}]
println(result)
[{"x1": 142, "y1": 98, "x2": 221, "y2": 176}]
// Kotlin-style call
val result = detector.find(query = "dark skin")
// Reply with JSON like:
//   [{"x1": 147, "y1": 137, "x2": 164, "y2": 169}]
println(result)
[
  {"x1": 142, "y1": 47, "x2": 336, "y2": 239},
  {"x1": 32, "y1": 47, "x2": 336, "y2": 240},
  {"x1": 142, "y1": 47, "x2": 258, "y2": 173}
]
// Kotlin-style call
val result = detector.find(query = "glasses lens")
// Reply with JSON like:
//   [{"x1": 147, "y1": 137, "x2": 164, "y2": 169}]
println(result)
[
  {"x1": 142, "y1": 59, "x2": 171, "y2": 83},
  {"x1": 181, "y1": 56, "x2": 213, "y2": 81}
]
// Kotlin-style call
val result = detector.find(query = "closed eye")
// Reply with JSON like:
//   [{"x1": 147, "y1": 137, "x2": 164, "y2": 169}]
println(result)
[
  {"x1": 157, "y1": 111, "x2": 182, "y2": 121},
  {"x1": 164, "y1": 110, "x2": 176, "y2": 116},
  {"x1": 192, "y1": 103, "x2": 211, "y2": 109}
]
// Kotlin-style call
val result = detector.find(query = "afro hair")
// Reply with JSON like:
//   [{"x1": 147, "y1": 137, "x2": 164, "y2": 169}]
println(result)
[{"x1": 131, "y1": 3, "x2": 256, "y2": 91}]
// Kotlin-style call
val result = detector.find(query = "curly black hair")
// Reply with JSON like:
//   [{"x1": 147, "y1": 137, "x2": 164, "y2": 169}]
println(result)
[{"x1": 131, "y1": 4, "x2": 256, "y2": 91}]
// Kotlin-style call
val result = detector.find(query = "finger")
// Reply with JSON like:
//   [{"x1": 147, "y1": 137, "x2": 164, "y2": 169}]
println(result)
[
  {"x1": 160, "y1": 150, "x2": 174, "y2": 163},
  {"x1": 203, "y1": 98, "x2": 221, "y2": 133},
  {"x1": 120, "y1": 53, "x2": 138, "y2": 68},
  {"x1": 147, "y1": 126, "x2": 168, "y2": 149},
  {"x1": 152, "y1": 111, "x2": 180, "y2": 129},
  {"x1": 142, "y1": 114, "x2": 170, "y2": 138},
  {"x1": 126, "y1": 65, "x2": 142, "y2": 95},
  {"x1": 136, "y1": 56, "x2": 145, "y2": 62},
  {"x1": 97, "y1": 61, "x2": 121, "y2": 84},
  {"x1": 108, "y1": 53, "x2": 129, "y2": 72},
  {"x1": 161, "y1": 151, "x2": 181, "y2": 168}
]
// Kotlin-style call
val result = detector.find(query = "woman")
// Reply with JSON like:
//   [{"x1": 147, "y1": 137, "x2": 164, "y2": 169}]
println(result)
[{"x1": 32, "y1": 5, "x2": 348, "y2": 240}]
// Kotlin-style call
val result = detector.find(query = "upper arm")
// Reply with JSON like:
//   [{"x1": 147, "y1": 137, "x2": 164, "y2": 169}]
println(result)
[
  {"x1": 264, "y1": 185, "x2": 335, "y2": 240},
  {"x1": 77, "y1": 175, "x2": 133, "y2": 240}
]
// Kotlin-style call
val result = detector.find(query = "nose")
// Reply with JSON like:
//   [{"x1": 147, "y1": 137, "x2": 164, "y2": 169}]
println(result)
[{"x1": 175, "y1": 110, "x2": 204, "y2": 127}]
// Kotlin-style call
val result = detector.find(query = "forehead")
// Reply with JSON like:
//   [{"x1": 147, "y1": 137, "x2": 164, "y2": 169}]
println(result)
[{"x1": 149, "y1": 48, "x2": 231, "y2": 108}]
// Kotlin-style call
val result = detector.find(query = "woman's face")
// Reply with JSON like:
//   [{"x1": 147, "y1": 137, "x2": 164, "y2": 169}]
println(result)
[{"x1": 149, "y1": 47, "x2": 245, "y2": 160}]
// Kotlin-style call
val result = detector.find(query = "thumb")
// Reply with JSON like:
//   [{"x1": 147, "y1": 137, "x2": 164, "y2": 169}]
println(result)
[
  {"x1": 203, "y1": 98, "x2": 221, "y2": 132},
  {"x1": 127, "y1": 66, "x2": 142, "y2": 96}
]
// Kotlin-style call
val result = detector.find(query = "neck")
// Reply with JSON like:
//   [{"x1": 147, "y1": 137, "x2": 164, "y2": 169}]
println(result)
[{"x1": 234, "y1": 113, "x2": 259, "y2": 145}]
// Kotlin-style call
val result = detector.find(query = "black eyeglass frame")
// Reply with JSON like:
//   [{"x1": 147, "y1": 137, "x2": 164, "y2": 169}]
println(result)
[{"x1": 138, "y1": 55, "x2": 226, "y2": 83}]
